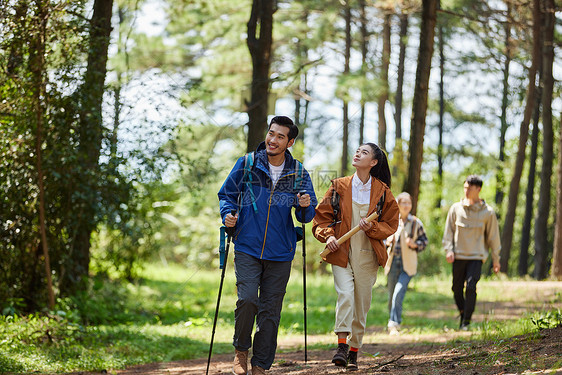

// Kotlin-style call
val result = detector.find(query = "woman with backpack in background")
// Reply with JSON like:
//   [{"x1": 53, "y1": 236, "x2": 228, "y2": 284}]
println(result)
[
  {"x1": 312, "y1": 143, "x2": 399, "y2": 370},
  {"x1": 384, "y1": 192, "x2": 428, "y2": 335}
]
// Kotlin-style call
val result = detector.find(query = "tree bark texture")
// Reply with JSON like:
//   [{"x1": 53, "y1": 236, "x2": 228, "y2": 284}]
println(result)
[
  {"x1": 496, "y1": 3, "x2": 511, "y2": 208},
  {"x1": 246, "y1": 0, "x2": 275, "y2": 153},
  {"x1": 341, "y1": 2, "x2": 351, "y2": 177},
  {"x1": 519, "y1": 89, "x2": 541, "y2": 276},
  {"x1": 294, "y1": 11, "x2": 309, "y2": 147},
  {"x1": 29, "y1": 0, "x2": 55, "y2": 309},
  {"x1": 552, "y1": 110, "x2": 562, "y2": 280},
  {"x1": 359, "y1": 0, "x2": 368, "y2": 145},
  {"x1": 500, "y1": 0, "x2": 542, "y2": 273},
  {"x1": 403, "y1": 0, "x2": 437, "y2": 214},
  {"x1": 436, "y1": 21, "x2": 444, "y2": 209},
  {"x1": 533, "y1": 0, "x2": 555, "y2": 280},
  {"x1": 377, "y1": 13, "x2": 391, "y2": 151},
  {"x1": 63, "y1": 0, "x2": 114, "y2": 295},
  {"x1": 394, "y1": 12, "x2": 408, "y2": 142}
]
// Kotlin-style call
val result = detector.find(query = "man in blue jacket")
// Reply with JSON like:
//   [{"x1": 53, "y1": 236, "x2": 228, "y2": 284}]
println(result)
[{"x1": 218, "y1": 116, "x2": 317, "y2": 375}]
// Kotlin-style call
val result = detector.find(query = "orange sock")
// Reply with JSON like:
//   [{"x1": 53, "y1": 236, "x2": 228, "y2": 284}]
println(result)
[
  {"x1": 350, "y1": 347, "x2": 358, "y2": 352},
  {"x1": 338, "y1": 338, "x2": 347, "y2": 345}
]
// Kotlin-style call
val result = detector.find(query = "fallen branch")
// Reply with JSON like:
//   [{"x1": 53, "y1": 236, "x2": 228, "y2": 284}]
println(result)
[{"x1": 369, "y1": 354, "x2": 405, "y2": 370}]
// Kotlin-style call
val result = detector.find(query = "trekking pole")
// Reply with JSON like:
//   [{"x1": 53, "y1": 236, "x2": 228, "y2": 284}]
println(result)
[
  {"x1": 206, "y1": 209, "x2": 236, "y2": 375},
  {"x1": 299, "y1": 190, "x2": 308, "y2": 363}
]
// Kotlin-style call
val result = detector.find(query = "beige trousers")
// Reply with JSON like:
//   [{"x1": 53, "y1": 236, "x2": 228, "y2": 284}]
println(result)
[{"x1": 332, "y1": 201, "x2": 378, "y2": 348}]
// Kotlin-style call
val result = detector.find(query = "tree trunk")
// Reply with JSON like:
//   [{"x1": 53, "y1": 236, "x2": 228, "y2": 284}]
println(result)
[
  {"x1": 436, "y1": 17, "x2": 444, "y2": 209},
  {"x1": 533, "y1": 0, "x2": 555, "y2": 280},
  {"x1": 62, "y1": 0, "x2": 114, "y2": 295},
  {"x1": 519, "y1": 89, "x2": 541, "y2": 276},
  {"x1": 377, "y1": 13, "x2": 390, "y2": 151},
  {"x1": 111, "y1": 6, "x2": 125, "y2": 162},
  {"x1": 394, "y1": 12, "x2": 408, "y2": 142},
  {"x1": 403, "y1": 0, "x2": 437, "y2": 214},
  {"x1": 341, "y1": 1, "x2": 351, "y2": 177},
  {"x1": 500, "y1": 0, "x2": 542, "y2": 272},
  {"x1": 392, "y1": 11, "x2": 408, "y2": 190},
  {"x1": 294, "y1": 11, "x2": 309, "y2": 148},
  {"x1": 359, "y1": 105, "x2": 365, "y2": 146},
  {"x1": 496, "y1": 2, "x2": 511, "y2": 208},
  {"x1": 359, "y1": 0, "x2": 368, "y2": 145},
  {"x1": 246, "y1": 0, "x2": 275, "y2": 152},
  {"x1": 30, "y1": 0, "x2": 55, "y2": 310},
  {"x1": 342, "y1": 103, "x2": 349, "y2": 177},
  {"x1": 552, "y1": 110, "x2": 562, "y2": 280}
]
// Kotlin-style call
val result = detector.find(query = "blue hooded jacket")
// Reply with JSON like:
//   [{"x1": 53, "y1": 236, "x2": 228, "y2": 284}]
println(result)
[{"x1": 218, "y1": 142, "x2": 317, "y2": 262}]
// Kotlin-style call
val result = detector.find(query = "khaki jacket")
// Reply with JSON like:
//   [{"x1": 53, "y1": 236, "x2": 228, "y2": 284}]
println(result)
[
  {"x1": 384, "y1": 214, "x2": 424, "y2": 276},
  {"x1": 312, "y1": 176, "x2": 399, "y2": 268},
  {"x1": 442, "y1": 199, "x2": 501, "y2": 263}
]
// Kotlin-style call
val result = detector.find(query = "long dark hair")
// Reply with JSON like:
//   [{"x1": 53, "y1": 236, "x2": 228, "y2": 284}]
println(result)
[{"x1": 363, "y1": 143, "x2": 391, "y2": 188}]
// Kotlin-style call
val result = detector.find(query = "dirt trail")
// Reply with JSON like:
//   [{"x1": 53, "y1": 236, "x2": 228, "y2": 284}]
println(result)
[
  {"x1": 107, "y1": 281, "x2": 561, "y2": 375},
  {"x1": 117, "y1": 327, "x2": 562, "y2": 375}
]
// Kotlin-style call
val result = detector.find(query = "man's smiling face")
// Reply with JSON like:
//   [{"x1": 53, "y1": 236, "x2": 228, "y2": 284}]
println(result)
[{"x1": 265, "y1": 123, "x2": 294, "y2": 157}]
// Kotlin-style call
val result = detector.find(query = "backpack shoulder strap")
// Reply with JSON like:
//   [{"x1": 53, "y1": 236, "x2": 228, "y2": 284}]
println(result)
[
  {"x1": 293, "y1": 159, "x2": 304, "y2": 191},
  {"x1": 242, "y1": 152, "x2": 258, "y2": 213},
  {"x1": 410, "y1": 215, "x2": 419, "y2": 238},
  {"x1": 328, "y1": 180, "x2": 340, "y2": 228},
  {"x1": 243, "y1": 152, "x2": 254, "y2": 178},
  {"x1": 376, "y1": 191, "x2": 385, "y2": 222}
]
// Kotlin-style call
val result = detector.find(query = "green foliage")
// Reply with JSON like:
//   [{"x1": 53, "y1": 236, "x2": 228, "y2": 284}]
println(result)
[
  {"x1": 0, "y1": 1, "x2": 178, "y2": 312},
  {"x1": 0, "y1": 1, "x2": 91, "y2": 311},
  {"x1": 530, "y1": 310, "x2": 562, "y2": 331},
  {"x1": 113, "y1": 123, "x2": 248, "y2": 267}
]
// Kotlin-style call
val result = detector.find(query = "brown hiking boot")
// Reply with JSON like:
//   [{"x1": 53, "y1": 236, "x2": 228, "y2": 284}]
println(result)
[
  {"x1": 233, "y1": 350, "x2": 249, "y2": 375},
  {"x1": 332, "y1": 343, "x2": 349, "y2": 367},
  {"x1": 251, "y1": 366, "x2": 266, "y2": 375},
  {"x1": 347, "y1": 350, "x2": 358, "y2": 370}
]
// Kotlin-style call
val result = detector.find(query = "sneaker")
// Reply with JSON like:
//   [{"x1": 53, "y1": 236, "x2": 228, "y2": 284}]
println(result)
[
  {"x1": 332, "y1": 343, "x2": 349, "y2": 367},
  {"x1": 251, "y1": 366, "x2": 266, "y2": 375},
  {"x1": 347, "y1": 350, "x2": 358, "y2": 370},
  {"x1": 388, "y1": 320, "x2": 400, "y2": 335},
  {"x1": 233, "y1": 349, "x2": 249, "y2": 375},
  {"x1": 460, "y1": 321, "x2": 470, "y2": 331},
  {"x1": 388, "y1": 325, "x2": 400, "y2": 336}
]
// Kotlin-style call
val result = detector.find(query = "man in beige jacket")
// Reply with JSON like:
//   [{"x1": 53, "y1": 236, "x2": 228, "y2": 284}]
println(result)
[{"x1": 443, "y1": 175, "x2": 501, "y2": 330}]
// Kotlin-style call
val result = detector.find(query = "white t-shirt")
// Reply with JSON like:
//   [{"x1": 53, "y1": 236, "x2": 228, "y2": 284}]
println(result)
[{"x1": 269, "y1": 162, "x2": 285, "y2": 186}]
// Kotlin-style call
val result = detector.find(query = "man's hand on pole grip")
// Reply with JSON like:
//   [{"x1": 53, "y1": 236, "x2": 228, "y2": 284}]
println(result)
[{"x1": 225, "y1": 211, "x2": 238, "y2": 228}]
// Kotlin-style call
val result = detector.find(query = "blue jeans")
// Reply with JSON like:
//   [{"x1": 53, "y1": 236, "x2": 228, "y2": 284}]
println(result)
[
  {"x1": 233, "y1": 251, "x2": 292, "y2": 370},
  {"x1": 387, "y1": 255, "x2": 412, "y2": 325}
]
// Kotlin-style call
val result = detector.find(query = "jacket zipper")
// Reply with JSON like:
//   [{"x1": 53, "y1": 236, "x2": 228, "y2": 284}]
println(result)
[{"x1": 260, "y1": 172, "x2": 297, "y2": 259}]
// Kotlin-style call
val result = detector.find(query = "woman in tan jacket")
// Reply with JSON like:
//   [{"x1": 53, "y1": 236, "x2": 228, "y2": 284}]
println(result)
[
  {"x1": 312, "y1": 143, "x2": 399, "y2": 370},
  {"x1": 384, "y1": 192, "x2": 428, "y2": 335}
]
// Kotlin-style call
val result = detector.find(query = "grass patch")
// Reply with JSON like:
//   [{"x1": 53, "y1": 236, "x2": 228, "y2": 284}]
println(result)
[{"x1": 0, "y1": 262, "x2": 559, "y2": 373}]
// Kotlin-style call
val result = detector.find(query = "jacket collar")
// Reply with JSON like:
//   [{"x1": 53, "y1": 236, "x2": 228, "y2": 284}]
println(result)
[
  {"x1": 400, "y1": 213, "x2": 414, "y2": 222},
  {"x1": 333, "y1": 175, "x2": 385, "y2": 212},
  {"x1": 461, "y1": 198, "x2": 485, "y2": 210}
]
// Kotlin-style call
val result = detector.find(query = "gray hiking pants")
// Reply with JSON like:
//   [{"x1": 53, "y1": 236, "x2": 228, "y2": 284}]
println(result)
[{"x1": 233, "y1": 250, "x2": 292, "y2": 370}]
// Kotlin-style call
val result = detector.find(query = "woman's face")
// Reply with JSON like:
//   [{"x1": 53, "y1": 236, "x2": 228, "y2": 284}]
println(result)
[
  {"x1": 398, "y1": 197, "x2": 412, "y2": 217},
  {"x1": 351, "y1": 145, "x2": 378, "y2": 170}
]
